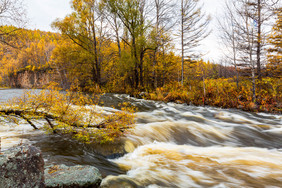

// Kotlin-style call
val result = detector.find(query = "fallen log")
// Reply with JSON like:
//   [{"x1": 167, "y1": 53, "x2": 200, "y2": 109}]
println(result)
[{"x1": 0, "y1": 109, "x2": 129, "y2": 131}]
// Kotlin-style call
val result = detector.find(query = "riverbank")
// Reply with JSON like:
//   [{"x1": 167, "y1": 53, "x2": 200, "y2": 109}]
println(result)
[
  {"x1": 141, "y1": 91, "x2": 282, "y2": 114},
  {"x1": 1, "y1": 83, "x2": 281, "y2": 114},
  {"x1": 131, "y1": 78, "x2": 281, "y2": 114},
  {"x1": 1, "y1": 90, "x2": 282, "y2": 187},
  {"x1": 0, "y1": 87, "x2": 10, "y2": 90},
  {"x1": 0, "y1": 145, "x2": 102, "y2": 188}
]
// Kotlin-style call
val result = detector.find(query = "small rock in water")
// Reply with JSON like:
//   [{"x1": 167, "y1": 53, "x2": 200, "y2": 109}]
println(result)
[
  {"x1": 106, "y1": 153, "x2": 125, "y2": 159},
  {"x1": 101, "y1": 175, "x2": 140, "y2": 188},
  {"x1": 45, "y1": 164, "x2": 102, "y2": 188},
  {"x1": 0, "y1": 145, "x2": 45, "y2": 188}
]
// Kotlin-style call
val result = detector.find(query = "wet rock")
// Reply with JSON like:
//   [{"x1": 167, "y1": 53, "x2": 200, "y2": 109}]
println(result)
[
  {"x1": 45, "y1": 164, "x2": 102, "y2": 188},
  {"x1": 106, "y1": 153, "x2": 125, "y2": 159},
  {"x1": 101, "y1": 175, "x2": 140, "y2": 188},
  {"x1": 0, "y1": 145, "x2": 45, "y2": 188}
]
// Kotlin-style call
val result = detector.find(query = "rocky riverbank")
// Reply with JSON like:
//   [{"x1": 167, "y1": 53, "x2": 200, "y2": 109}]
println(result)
[{"x1": 0, "y1": 145, "x2": 102, "y2": 188}]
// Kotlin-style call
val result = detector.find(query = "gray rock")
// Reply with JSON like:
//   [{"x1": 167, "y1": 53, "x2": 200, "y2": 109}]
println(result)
[
  {"x1": 101, "y1": 175, "x2": 140, "y2": 188},
  {"x1": 0, "y1": 145, "x2": 45, "y2": 188},
  {"x1": 45, "y1": 164, "x2": 102, "y2": 188}
]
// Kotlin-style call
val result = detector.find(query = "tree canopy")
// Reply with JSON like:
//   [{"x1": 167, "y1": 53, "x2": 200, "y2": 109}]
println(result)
[{"x1": 0, "y1": 0, "x2": 281, "y2": 117}]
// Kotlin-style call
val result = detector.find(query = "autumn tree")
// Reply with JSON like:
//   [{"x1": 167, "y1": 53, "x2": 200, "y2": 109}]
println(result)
[
  {"x1": 52, "y1": 0, "x2": 109, "y2": 86},
  {"x1": 0, "y1": 84, "x2": 136, "y2": 144},
  {"x1": 0, "y1": 28, "x2": 60, "y2": 87},
  {"x1": 223, "y1": 0, "x2": 280, "y2": 102},
  {"x1": 267, "y1": 7, "x2": 281, "y2": 78},
  {"x1": 105, "y1": 0, "x2": 152, "y2": 88},
  {"x1": 179, "y1": 0, "x2": 210, "y2": 85},
  {"x1": 0, "y1": 0, "x2": 26, "y2": 47},
  {"x1": 101, "y1": 0, "x2": 122, "y2": 58},
  {"x1": 50, "y1": 39, "x2": 77, "y2": 89}
]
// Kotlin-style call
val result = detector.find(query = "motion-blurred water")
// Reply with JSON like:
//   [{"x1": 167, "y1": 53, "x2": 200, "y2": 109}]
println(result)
[{"x1": 1, "y1": 89, "x2": 281, "y2": 187}]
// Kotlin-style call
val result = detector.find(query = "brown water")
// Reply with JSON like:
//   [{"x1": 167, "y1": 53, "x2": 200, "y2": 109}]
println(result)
[{"x1": 1, "y1": 90, "x2": 282, "y2": 187}]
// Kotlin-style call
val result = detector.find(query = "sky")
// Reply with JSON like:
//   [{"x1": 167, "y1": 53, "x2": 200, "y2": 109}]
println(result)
[
  {"x1": 25, "y1": 0, "x2": 72, "y2": 31},
  {"x1": 25, "y1": 0, "x2": 225, "y2": 62}
]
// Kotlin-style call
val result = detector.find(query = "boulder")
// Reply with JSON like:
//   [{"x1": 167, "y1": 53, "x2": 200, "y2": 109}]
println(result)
[
  {"x1": 0, "y1": 145, "x2": 45, "y2": 188},
  {"x1": 45, "y1": 164, "x2": 102, "y2": 188}
]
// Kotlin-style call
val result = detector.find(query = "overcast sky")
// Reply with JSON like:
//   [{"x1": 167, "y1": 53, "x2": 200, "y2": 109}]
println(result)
[
  {"x1": 25, "y1": 0, "x2": 224, "y2": 61},
  {"x1": 25, "y1": 0, "x2": 72, "y2": 31}
]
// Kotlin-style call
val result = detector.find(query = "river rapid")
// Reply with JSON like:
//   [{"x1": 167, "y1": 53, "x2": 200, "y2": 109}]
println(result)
[{"x1": 0, "y1": 89, "x2": 282, "y2": 187}]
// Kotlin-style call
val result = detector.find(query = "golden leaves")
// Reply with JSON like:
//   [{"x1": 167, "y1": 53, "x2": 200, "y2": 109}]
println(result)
[{"x1": 0, "y1": 83, "x2": 136, "y2": 144}]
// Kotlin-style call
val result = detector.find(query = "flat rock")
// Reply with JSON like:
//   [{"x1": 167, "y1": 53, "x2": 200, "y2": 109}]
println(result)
[
  {"x1": 45, "y1": 164, "x2": 102, "y2": 188},
  {"x1": 0, "y1": 145, "x2": 45, "y2": 188}
]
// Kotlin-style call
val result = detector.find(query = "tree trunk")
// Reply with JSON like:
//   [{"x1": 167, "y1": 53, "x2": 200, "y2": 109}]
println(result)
[
  {"x1": 132, "y1": 37, "x2": 139, "y2": 88},
  {"x1": 203, "y1": 76, "x2": 206, "y2": 105},
  {"x1": 251, "y1": 67, "x2": 256, "y2": 102},
  {"x1": 91, "y1": 13, "x2": 100, "y2": 85},
  {"x1": 153, "y1": 50, "x2": 158, "y2": 88},
  {"x1": 257, "y1": 0, "x2": 261, "y2": 79},
  {"x1": 139, "y1": 49, "x2": 145, "y2": 88},
  {"x1": 114, "y1": 16, "x2": 121, "y2": 58},
  {"x1": 181, "y1": 0, "x2": 184, "y2": 86}
]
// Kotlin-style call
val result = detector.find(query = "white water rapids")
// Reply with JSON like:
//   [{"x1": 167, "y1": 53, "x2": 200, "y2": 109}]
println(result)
[{"x1": 0, "y1": 90, "x2": 282, "y2": 187}]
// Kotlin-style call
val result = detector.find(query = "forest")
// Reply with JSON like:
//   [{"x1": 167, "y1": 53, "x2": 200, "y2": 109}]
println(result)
[
  {"x1": 1, "y1": 1, "x2": 282, "y2": 187},
  {"x1": 0, "y1": 0, "x2": 281, "y2": 113}
]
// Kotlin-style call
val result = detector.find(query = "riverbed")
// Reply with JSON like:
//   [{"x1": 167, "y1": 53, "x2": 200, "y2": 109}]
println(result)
[{"x1": 0, "y1": 89, "x2": 282, "y2": 187}]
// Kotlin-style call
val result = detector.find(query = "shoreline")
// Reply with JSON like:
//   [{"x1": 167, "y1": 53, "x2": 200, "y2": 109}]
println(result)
[
  {"x1": 141, "y1": 96, "x2": 281, "y2": 115},
  {"x1": 0, "y1": 87, "x2": 10, "y2": 90},
  {"x1": 130, "y1": 93, "x2": 282, "y2": 115},
  {"x1": 1, "y1": 87, "x2": 281, "y2": 114}
]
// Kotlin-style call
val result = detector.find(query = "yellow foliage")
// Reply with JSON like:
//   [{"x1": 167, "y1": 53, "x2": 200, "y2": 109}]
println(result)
[
  {"x1": 145, "y1": 77, "x2": 281, "y2": 113},
  {"x1": 1, "y1": 83, "x2": 136, "y2": 144}
]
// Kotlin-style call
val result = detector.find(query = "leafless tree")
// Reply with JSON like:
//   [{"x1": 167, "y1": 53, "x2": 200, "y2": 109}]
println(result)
[
  {"x1": 151, "y1": 0, "x2": 176, "y2": 88},
  {"x1": 230, "y1": 0, "x2": 257, "y2": 102},
  {"x1": 218, "y1": 1, "x2": 240, "y2": 89},
  {"x1": 219, "y1": 0, "x2": 280, "y2": 102},
  {"x1": 179, "y1": 0, "x2": 210, "y2": 85},
  {"x1": 243, "y1": 0, "x2": 280, "y2": 79}
]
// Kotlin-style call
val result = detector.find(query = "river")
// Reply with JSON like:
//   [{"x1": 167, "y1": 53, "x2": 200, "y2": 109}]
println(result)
[{"x1": 0, "y1": 89, "x2": 282, "y2": 187}]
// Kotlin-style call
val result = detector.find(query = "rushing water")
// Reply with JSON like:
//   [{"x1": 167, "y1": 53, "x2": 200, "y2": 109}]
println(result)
[{"x1": 1, "y1": 89, "x2": 282, "y2": 187}]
